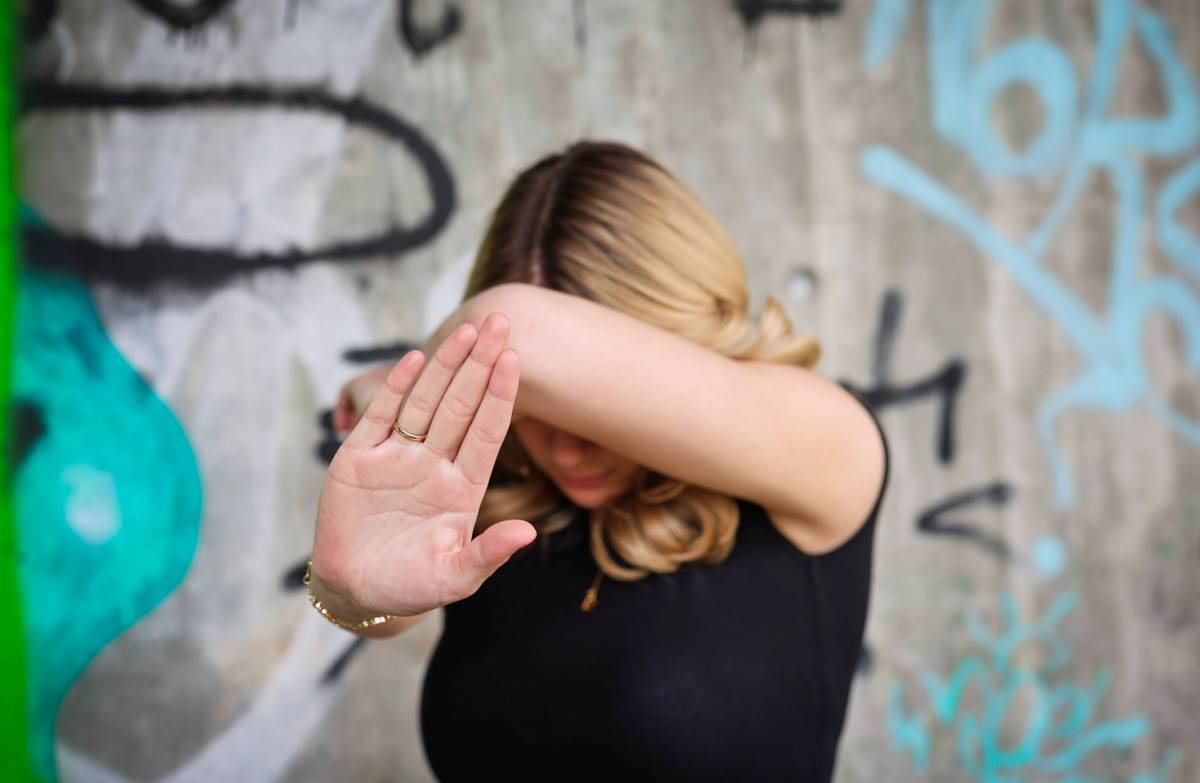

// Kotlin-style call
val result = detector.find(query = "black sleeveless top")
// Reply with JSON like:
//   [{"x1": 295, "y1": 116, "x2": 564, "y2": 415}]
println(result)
[{"x1": 420, "y1": 391, "x2": 890, "y2": 782}]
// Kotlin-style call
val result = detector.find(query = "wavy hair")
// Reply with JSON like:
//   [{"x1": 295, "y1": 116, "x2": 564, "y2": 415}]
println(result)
[{"x1": 464, "y1": 140, "x2": 821, "y2": 581}]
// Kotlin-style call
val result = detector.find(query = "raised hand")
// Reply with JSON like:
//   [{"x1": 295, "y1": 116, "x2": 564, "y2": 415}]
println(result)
[{"x1": 310, "y1": 312, "x2": 537, "y2": 619}]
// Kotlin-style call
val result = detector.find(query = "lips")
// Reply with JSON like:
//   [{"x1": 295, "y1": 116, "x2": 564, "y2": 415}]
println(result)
[{"x1": 561, "y1": 471, "x2": 609, "y2": 486}]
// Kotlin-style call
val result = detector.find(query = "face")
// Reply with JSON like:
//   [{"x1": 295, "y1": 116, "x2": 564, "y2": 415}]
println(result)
[{"x1": 511, "y1": 415, "x2": 642, "y2": 508}]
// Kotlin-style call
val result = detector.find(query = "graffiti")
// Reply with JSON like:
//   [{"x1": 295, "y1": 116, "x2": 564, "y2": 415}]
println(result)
[
  {"x1": 49, "y1": 559, "x2": 362, "y2": 783},
  {"x1": 1031, "y1": 534, "x2": 1067, "y2": 581},
  {"x1": 733, "y1": 0, "x2": 842, "y2": 29},
  {"x1": 572, "y1": 0, "x2": 586, "y2": 52},
  {"x1": 851, "y1": 12, "x2": 1200, "y2": 767},
  {"x1": 398, "y1": 0, "x2": 461, "y2": 57},
  {"x1": 124, "y1": 0, "x2": 238, "y2": 31},
  {"x1": 281, "y1": 558, "x2": 308, "y2": 591},
  {"x1": 887, "y1": 586, "x2": 1179, "y2": 781},
  {"x1": 157, "y1": 613, "x2": 357, "y2": 783},
  {"x1": 21, "y1": 0, "x2": 57, "y2": 41},
  {"x1": 316, "y1": 409, "x2": 343, "y2": 464},
  {"x1": 21, "y1": 81, "x2": 456, "y2": 288},
  {"x1": 8, "y1": 253, "x2": 380, "y2": 782},
  {"x1": 54, "y1": 612, "x2": 360, "y2": 783},
  {"x1": 1159, "y1": 156, "x2": 1200, "y2": 279},
  {"x1": 861, "y1": 0, "x2": 1200, "y2": 510},
  {"x1": 13, "y1": 263, "x2": 204, "y2": 781},
  {"x1": 842, "y1": 288, "x2": 1022, "y2": 679},
  {"x1": 120, "y1": 0, "x2": 462, "y2": 52},
  {"x1": 21, "y1": 0, "x2": 74, "y2": 81},
  {"x1": 844, "y1": 290, "x2": 965, "y2": 464},
  {"x1": 844, "y1": 289, "x2": 1015, "y2": 558},
  {"x1": 857, "y1": 643, "x2": 873, "y2": 675},
  {"x1": 40, "y1": 435, "x2": 405, "y2": 774},
  {"x1": 342, "y1": 340, "x2": 417, "y2": 364},
  {"x1": 10, "y1": 399, "x2": 45, "y2": 471},
  {"x1": 916, "y1": 483, "x2": 1013, "y2": 558}
]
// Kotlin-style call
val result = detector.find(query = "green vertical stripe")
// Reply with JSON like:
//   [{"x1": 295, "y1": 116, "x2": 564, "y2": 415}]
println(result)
[{"x1": 0, "y1": 2, "x2": 38, "y2": 781}]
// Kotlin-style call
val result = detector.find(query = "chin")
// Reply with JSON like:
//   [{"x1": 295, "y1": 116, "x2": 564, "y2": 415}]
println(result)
[
  {"x1": 559, "y1": 485, "x2": 617, "y2": 508},
  {"x1": 562, "y1": 489, "x2": 608, "y2": 507}
]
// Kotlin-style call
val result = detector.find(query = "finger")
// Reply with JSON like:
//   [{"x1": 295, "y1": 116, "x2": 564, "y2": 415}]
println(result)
[
  {"x1": 424, "y1": 313, "x2": 510, "y2": 461},
  {"x1": 342, "y1": 350, "x2": 426, "y2": 449},
  {"x1": 448, "y1": 518, "x2": 537, "y2": 596},
  {"x1": 455, "y1": 348, "x2": 519, "y2": 486},
  {"x1": 393, "y1": 323, "x2": 479, "y2": 447},
  {"x1": 332, "y1": 391, "x2": 353, "y2": 434}
]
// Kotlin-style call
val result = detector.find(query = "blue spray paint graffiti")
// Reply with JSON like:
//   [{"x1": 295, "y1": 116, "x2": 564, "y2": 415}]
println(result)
[
  {"x1": 886, "y1": 585, "x2": 1180, "y2": 781},
  {"x1": 862, "y1": 1, "x2": 1191, "y2": 778},
  {"x1": 13, "y1": 251, "x2": 204, "y2": 780},
  {"x1": 861, "y1": 0, "x2": 1200, "y2": 509},
  {"x1": 1158, "y1": 157, "x2": 1200, "y2": 280}
]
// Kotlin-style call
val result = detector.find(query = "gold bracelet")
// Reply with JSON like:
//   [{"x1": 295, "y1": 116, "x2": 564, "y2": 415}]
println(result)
[{"x1": 303, "y1": 560, "x2": 401, "y2": 632}]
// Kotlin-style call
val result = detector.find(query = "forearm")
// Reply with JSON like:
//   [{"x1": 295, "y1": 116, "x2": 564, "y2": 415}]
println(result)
[
  {"x1": 459, "y1": 283, "x2": 801, "y2": 510},
  {"x1": 346, "y1": 306, "x2": 474, "y2": 422},
  {"x1": 429, "y1": 287, "x2": 538, "y2": 419},
  {"x1": 420, "y1": 297, "x2": 483, "y2": 361},
  {"x1": 463, "y1": 282, "x2": 708, "y2": 455},
  {"x1": 343, "y1": 300, "x2": 491, "y2": 429}
]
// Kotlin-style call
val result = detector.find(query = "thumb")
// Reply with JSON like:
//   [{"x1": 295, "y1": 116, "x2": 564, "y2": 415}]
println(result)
[{"x1": 450, "y1": 519, "x2": 537, "y2": 595}]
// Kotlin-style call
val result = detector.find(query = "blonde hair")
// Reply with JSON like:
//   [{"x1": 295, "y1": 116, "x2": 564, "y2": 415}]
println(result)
[{"x1": 464, "y1": 140, "x2": 821, "y2": 581}]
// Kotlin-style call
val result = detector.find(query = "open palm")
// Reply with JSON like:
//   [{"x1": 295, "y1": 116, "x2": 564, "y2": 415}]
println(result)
[{"x1": 310, "y1": 313, "x2": 536, "y2": 618}]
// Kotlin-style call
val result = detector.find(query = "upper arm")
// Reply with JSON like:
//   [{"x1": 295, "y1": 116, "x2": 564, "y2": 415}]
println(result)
[{"x1": 737, "y1": 363, "x2": 888, "y2": 550}]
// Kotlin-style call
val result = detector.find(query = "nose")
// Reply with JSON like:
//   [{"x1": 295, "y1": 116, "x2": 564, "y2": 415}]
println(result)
[{"x1": 550, "y1": 429, "x2": 595, "y2": 468}]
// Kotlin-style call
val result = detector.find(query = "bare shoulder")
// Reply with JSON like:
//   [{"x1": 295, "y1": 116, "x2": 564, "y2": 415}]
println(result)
[{"x1": 762, "y1": 385, "x2": 887, "y2": 556}]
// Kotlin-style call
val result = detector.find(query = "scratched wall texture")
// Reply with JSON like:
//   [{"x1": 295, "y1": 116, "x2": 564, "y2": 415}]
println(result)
[{"x1": 14, "y1": 0, "x2": 1200, "y2": 781}]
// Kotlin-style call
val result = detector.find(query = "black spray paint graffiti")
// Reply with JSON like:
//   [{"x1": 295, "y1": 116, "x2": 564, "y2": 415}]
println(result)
[
  {"x1": 843, "y1": 290, "x2": 964, "y2": 464},
  {"x1": 856, "y1": 645, "x2": 872, "y2": 676},
  {"x1": 733, "y1": 0, "x2": 843, "y2": 30},
  {"x1": 122, "y1": 0, "x2": 462, "y2": 59},
  {"x1": 841, "y1": 289, "x2": 1017, "y2": 677},
  {"x1": 916, "y1": 484, "x2": 1014, "y2": 558},
  {"x1": 316, "y1": 409, "x2": 344, "y2": 466},
  {"x1": 21, "y1": 0, "x2": 58, "y2": 41},
  {"x1": 124, "y1": 0, "x2": 238, "y2": 30},
  {"x1": 342, "y1": 341, "x2": 419, "y2": 365},
  {"x1": 398, "y1": 0, "x2": 462, "y2": 57},
  {"x1": 572, "y1": 0, "x2": 587, "y2": 53},
  {"x1": 10, "y1": 400, "x2": 46, "y2": 474},
  {"x1": 842, "y1": 288, "x2": 1015, "y2": 559},
  {"x1": 21, "y1": 81, "x2": 456, "y2": 288}
]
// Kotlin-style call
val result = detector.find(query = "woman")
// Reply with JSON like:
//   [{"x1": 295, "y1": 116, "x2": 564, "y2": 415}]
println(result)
[{"x1": 308, "y1": 140, "x2": 890, "y2": 782}]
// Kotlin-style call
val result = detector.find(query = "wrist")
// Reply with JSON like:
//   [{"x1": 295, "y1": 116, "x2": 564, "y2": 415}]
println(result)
[
  {"x1": 308, "y1": 574, "x2": 372, "y2": 620},
  {"x1": 304, "y1": 561, "x2": 401, "y2": 630}
]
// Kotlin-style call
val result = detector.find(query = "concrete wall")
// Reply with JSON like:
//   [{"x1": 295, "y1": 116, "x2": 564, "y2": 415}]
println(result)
[{"x1": 15, "y1": 0, "x2": 1200, "y2": 780}]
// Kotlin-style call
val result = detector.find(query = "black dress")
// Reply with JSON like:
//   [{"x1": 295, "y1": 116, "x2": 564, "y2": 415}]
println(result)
[{"x1": 420, "y1": 391, "x2": 890, "y2": 782}]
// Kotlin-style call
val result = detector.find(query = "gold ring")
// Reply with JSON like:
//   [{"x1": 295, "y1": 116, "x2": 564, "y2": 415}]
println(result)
[{"x1": 394, "y1": 423, "x2": 427, "y2": 442}]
